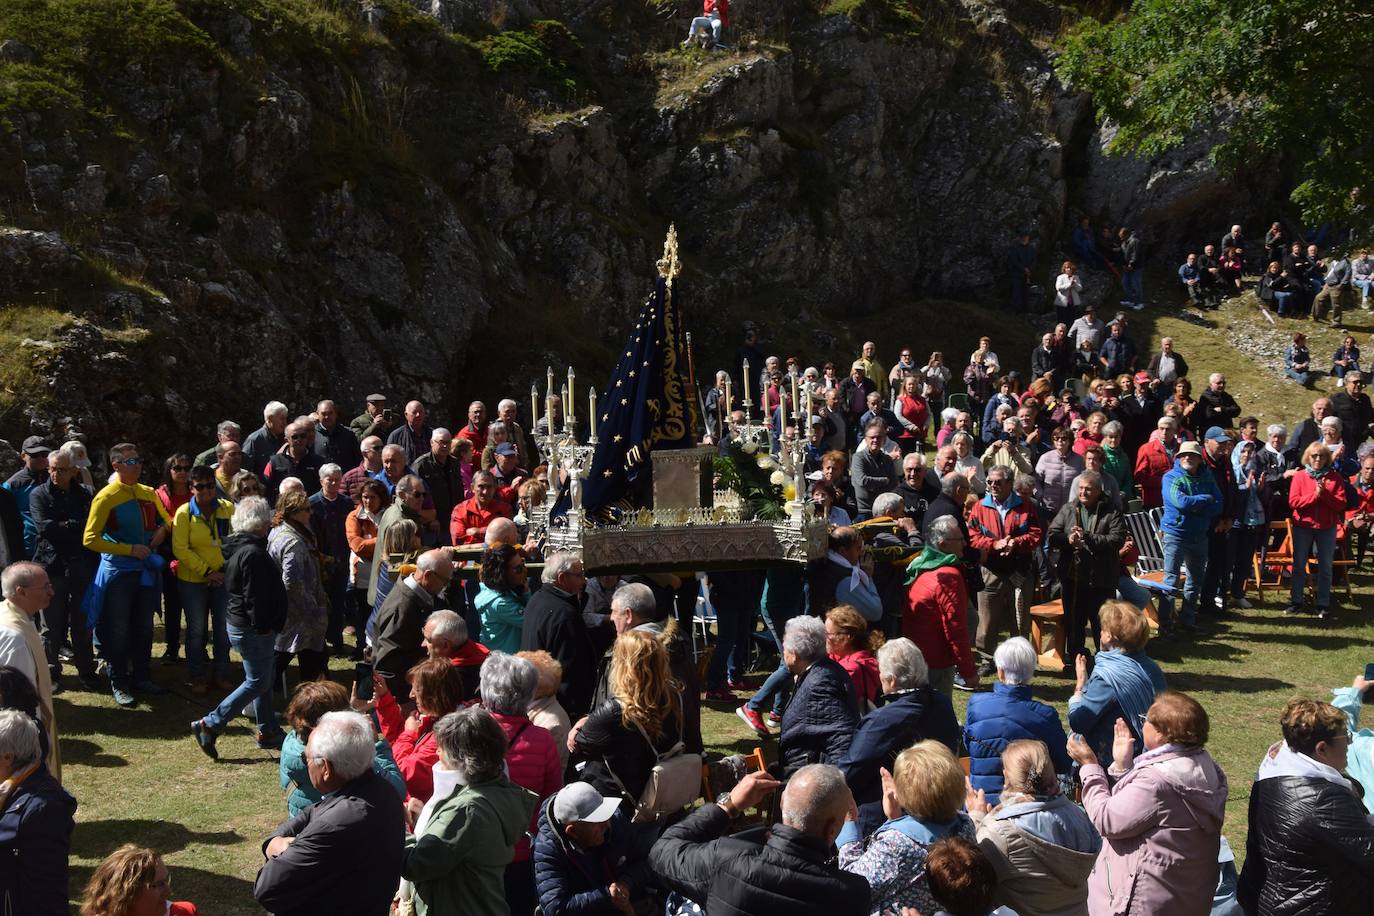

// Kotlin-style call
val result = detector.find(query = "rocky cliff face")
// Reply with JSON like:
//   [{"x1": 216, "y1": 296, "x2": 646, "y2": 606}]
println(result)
[{"x1": 0, "y1": 0, "x2": 1268, "y2": 454}]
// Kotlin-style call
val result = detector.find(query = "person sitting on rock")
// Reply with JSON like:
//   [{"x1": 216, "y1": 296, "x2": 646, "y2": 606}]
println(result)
[{"x1": 683, "y1": 0, "x2": 728, "y2": 48}]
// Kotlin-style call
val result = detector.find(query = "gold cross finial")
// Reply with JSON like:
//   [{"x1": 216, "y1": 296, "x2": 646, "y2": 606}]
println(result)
[{"x1": 656, "y1": 224, "x2": 681, "y2": 287}]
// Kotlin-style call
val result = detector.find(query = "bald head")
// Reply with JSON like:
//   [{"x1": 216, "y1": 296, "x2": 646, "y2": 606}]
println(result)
[
  {"x1": 485, "y1": 517, "x2": 519, "y2": 547},
  {"x1": 780, "y1": 764, "x2": 851, "y2": 845}
]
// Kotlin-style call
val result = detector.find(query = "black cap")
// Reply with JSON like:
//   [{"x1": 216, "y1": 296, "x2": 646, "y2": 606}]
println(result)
[{"x1": 21, "y1": 436, "x2": 50, "y2": 456}]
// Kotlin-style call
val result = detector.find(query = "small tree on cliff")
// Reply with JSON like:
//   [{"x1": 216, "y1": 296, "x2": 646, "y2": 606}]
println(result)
[{"x1": 1057, "y1": 0, "x2": 1374, "y2": 240}]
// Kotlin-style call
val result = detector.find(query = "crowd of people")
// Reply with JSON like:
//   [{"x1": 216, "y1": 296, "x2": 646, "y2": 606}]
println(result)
[{"x1": 2, "y1": 244, "x2": 1374, "y2": 913}]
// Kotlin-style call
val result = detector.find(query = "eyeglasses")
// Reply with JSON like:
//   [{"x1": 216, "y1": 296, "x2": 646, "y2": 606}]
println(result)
[
  {"x1": 1137, "y1": 713, "x2": 1149, "y2": 728},
  {"x1": 171, "y1": 465, "x2": 191, "y2": 472},
  {"x1": 192, "y1": 483, "x2": 216, "y2": 491},
  {"x1": 120, "y1": 457, "x2": 142, "y2": 467}
]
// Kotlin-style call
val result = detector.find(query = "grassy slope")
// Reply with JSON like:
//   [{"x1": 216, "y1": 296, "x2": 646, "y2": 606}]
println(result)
[{"x1": 60, "y1": 284, "x2": 1374, "y2": 908}]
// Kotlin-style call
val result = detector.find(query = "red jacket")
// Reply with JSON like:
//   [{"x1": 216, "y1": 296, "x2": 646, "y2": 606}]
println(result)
[
  {"x1": 490, "y1": 711, "x2": 562, "y2": 862},
  {"x1": 1288, "y1": 468, "x2": 1346, "y2": 530},
  {"x1": 449, "y1": 497, "x2": 513, "y2": 545},
  {"x1": 966, "y1": 493, "x2": 1043, "y2": 574},
  {"x1": 903, "y1": 564, "x2": 976, "y2": 682},
  {"x1": 455, "y1": 423, "x2": 488, "y2": 454},
  {"x1": 1134, "y1": 438, "x2": 1177, "y2": 508},
  {"x1": 704, "y1": 0, "x2": 728, "y2": 25},
  {"x1": 377, "y1": 690, "x2": 439, "y2": 802},
  {"x1": 832, "y1": 649, "x2": 880, "y2": 706}
]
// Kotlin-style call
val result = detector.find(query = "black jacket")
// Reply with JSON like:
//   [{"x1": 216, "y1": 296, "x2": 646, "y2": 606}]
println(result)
[
  {"x1": 1331, "y1": 390, "x2": 1374, "y2": 452},
  {"x1": 312, "y1": 421, "x2": 362, "y2": 471},
  {"x1": 573, "y1": 696, "x2": 683, "y2": 808},
  {"x1": 224, "y1": 532, "x2": 288, "y2": 634},
  {"x1": 1237, "y1": 773, "x2": 1374, "y2": 915},
  {"x1": 0, "y1": 764, "x2": 75, "y2": 916},
  {"x1": 28, "y1": 479, "x2": 95, "y2": 577},
  {"x1": 1031, "y1": 346, "x2": 1058, "y2": 383},
  {"x1": 1196, "y1": 388, "x2": 1242, "y2": 431},
  {"x1": 778, "y1": 657, "x2": 859, "y2": 774},
  {"x1": 649, "y1": 803, "x2": 871, "y2": 916},
  {"x1": 521, "y1": 585, "x2": 597, "y2": 721},
  {"x1": 1118, "y1": 391, "x2": 1163, "y2": 456},
  {"x1": 255, "y1": 768, "x2": 406, "y2": 916},
  {"x1": 412, "y1": 453, "x2": 465, "y2": 546},
  {"x1": 805, "y1": 558, "x2": 850, "y2": 617},
  {"x1": 265, "y1": 450, "x2": 324, "y2": 501},
  {"x1": 372, "y1": 578, "x2": 434, "y2": 702},
  {"x1": 1048, "y1": 499, "x2": 1127, "y2": 590},
  {"x1": 533, "y1": 797, "x2": 651, "y2": 916}
]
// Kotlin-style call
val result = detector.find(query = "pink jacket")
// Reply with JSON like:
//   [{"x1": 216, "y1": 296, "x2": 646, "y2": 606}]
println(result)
[
  {"x1": 831, "y1": 649, "x2": 880, "y2": 706},
  {"x1": 1080, "y1": 745, "x2": 1228, "y2": 915},
  {"x1": 491, "y1": 711, "x2": 562, "y2": 862}
]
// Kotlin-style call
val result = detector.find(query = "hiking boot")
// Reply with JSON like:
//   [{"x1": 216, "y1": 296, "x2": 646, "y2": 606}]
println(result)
[
  {"x1": 736, "y1": 705, "x2": 770, "y2": 738},
  {"x1": 192, "y1": 719, "x2": 220, "y2": 760}
]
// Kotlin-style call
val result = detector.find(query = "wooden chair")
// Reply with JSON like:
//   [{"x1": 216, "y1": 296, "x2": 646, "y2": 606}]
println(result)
[
  {"x1": 1029, "y1": 599, "x2": 1067, "y2": 671},
  {"x1": 1252, "y1": 520, "x2": 1294, "y2": 601}
]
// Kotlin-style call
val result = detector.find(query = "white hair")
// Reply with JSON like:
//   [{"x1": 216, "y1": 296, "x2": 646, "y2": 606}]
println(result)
[
  {"x1": 231, "y1": 496, "x2": 272, "y2": 535},
  {"x1": 0, "y1": 709, "x2": 41, "y2": 769},
  {"x1": 0, "y1": 561, "x2": 43, "y2": 599},
  {"x1": 415, "y1": 549, "x2": 453, "y2": 576},
  {"x1": 783, "y1": 615, "x2": 826, "y2": 662},
  {"x1": 542, "y1": 551, "x2": 579, "y2": 585},
  {"x1": 425, "y1": 609, "x2": 467, "y2": 646},
  {"x1": 279, "y1": 477, "x2": 305, "y2": 495},
  {"x1": 611, "y1": 583, "x2": 657, "y2": 621},
  {"x1": 1266, "y1": 424, "x2": 1286, "y2": 438},
  {"x1": 1209, "y1": 372, "x2": 1224, "y2": 384},
  {"x1": 431, "y1": 427, "x2": 452, "y2": 442},
  {"x1": 872, "y1": 492, "x2": 904, "y2": 519},
  {"x1": 1322, "y1": 416, "x2": 1342, "y2": 431},
  {"x1": 877, "y1": 638, "x2": 928, "y2": 689},
  {"x1": 264, "y1": 400, "x2": 289, "y2": 420},
  {"x1": 497, "y1": 399, "x2": 517, "y2": 412},
  {"x1": 994, "y1": 637, "x2": 1037, "y2": 685},
  {"x1": 902, "y1": 451, "x2": 926, "y2": 469},
  {"x1": 479, "y1": 651, "x2": 539, "y2": 715},
  {"x1": 927, "y1": 515, "x2": 963, "y2": 550},
  {"x1": 319, "y1": 463, "x2": 342, "y2": 478},
  {"x1": 308, "y1": 711, "x2": 375, "y2": 780},
  {"x1": 382, "y1": 444, "x2": 406, "y2": 461}
]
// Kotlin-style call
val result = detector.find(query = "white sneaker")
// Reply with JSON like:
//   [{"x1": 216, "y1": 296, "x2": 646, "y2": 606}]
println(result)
[
  {"x1": 1132, "y1": 302, "x2": 1145, "y2": 311},
  {"x1": 1234, "y1": 597, "x2": 1253, "y2": 609},
  {"x1": 1120, "y1": 299, "x2": 1132, "y2": 306}
]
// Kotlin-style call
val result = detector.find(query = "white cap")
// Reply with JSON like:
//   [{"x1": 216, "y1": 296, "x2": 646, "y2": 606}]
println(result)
[{"x1": 552, "y1": 782, "x2": 619, "y2": 825}]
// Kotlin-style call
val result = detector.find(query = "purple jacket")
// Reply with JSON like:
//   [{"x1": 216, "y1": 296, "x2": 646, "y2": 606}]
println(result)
[{"x1": 1081, "y1": 745, "x2": 1227, "y2": 915}]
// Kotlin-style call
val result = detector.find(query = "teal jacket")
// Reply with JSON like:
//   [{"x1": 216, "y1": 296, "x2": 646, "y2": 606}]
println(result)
[
  {"x1": 279, "y1": 730, "x2": 406, "y2": 817},
  {"x1": 475, "y1": 583, "x2": 528, "y2": 654},
  {"x1": 403, "y1": 776, "x2": 538, "y2": 916}
]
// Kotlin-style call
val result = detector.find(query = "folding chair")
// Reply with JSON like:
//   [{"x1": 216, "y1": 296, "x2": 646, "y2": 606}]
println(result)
[
  {"x1": 946, "y1": 392, "x2": 969, "y2": 413},
  {"x1": 1252, "y1": 520, "x2": 1293, "y2": 602}
]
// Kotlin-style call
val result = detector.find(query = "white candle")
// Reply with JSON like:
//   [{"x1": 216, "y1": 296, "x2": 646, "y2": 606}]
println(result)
[
  {"x1": 530, "y1": 384, "x2": 538, "y2": 429},
  {"x1": 561, "y1": 384, "x2": 569, "y2": 423},
  {"x1": 568, "y1": 367, "x2": 576, "y2": 423},
  {"x1": 742, "y1": 359, "x2": 751, "y2": 407},
  {"x1": 589, "y1": 389, "x2": 597, "y2": 433},
  {"x1": 790, "y1": 372, "x2": 800, "y2": 419}
]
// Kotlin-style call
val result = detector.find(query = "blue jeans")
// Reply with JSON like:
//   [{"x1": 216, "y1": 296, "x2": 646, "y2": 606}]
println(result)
[
  {"x1": 178, "y1": 580, "x2": 230, "y2": 681},
  {"x1": 1159, "y1": 533, "x2": 1208, "y2": 628},
  {"x1": 1285, "y1": 368, "x2": 1310, "y2": 386},
  {"x1": 1273, "y1": 290, "x2": 1294, "y2": 316},
  {"x1": 98, "y1": 571, "x2": 157, "y2": 690},
  {"x1": 206, "y1": 624, "x2": 279, "y2": 735},
  {"x1": 1122, "y1": 269, "x2": 1144, "y2": 305},
  {"x1": 1356, "y1": 278, "x2": 1373, "y2": 302},
  {"x1": 1116, "y1": 573, "x2": 1153, "y2": 611},
  {"x1": 1290, "y1": 524, "x2": 1337, "y2": 608}
]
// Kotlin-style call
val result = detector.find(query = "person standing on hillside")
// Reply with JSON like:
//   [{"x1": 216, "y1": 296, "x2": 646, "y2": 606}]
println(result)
[
  {"x1": 1007, "y1": 230, "x2": 1037, "y2": 313},
  {"x1": 312, "y1": 400, "x2": 361, "y2": 471},
  {"x1": 4, "y1": 437, "x2": 51, "y2": 560},
  {"x1": 243, "y1": 402, "x2": 289, "y2": 479},
  {"x1": 350, "y1": 393, "x2": 396, "y2": 442},
  {"x1": 1119, "y1": 226, "x2": 1144, "y2": 310}
]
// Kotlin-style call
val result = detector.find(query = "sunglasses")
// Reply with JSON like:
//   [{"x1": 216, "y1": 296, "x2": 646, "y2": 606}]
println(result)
[
  {"x1": 171, "y1": 465, "x2": 192, "y2": 472},
  {"x1": 120, "y1": 457, "x2": 142, "y2": 467},
  {"x1": 192, "y1": 483, "x2": 216, "y2": 491}
]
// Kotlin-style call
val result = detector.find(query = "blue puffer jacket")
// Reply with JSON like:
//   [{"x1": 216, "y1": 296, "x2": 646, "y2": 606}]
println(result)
[
  {"x1": 839, "y1": 687, "x2": 960, "y2": 837},
  {"x1": 1160, "y1": 461, "x2": 1222, "y2": 541},
  {"x1": 964, "y1": 683, "x2": 1073, "y2": 805},
  {"x1": 779, "y1": 657, "x2": 859, "y2": 775},
  {"x1": 532, "y1": 794, "x2": 651, "y2": 916}
]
